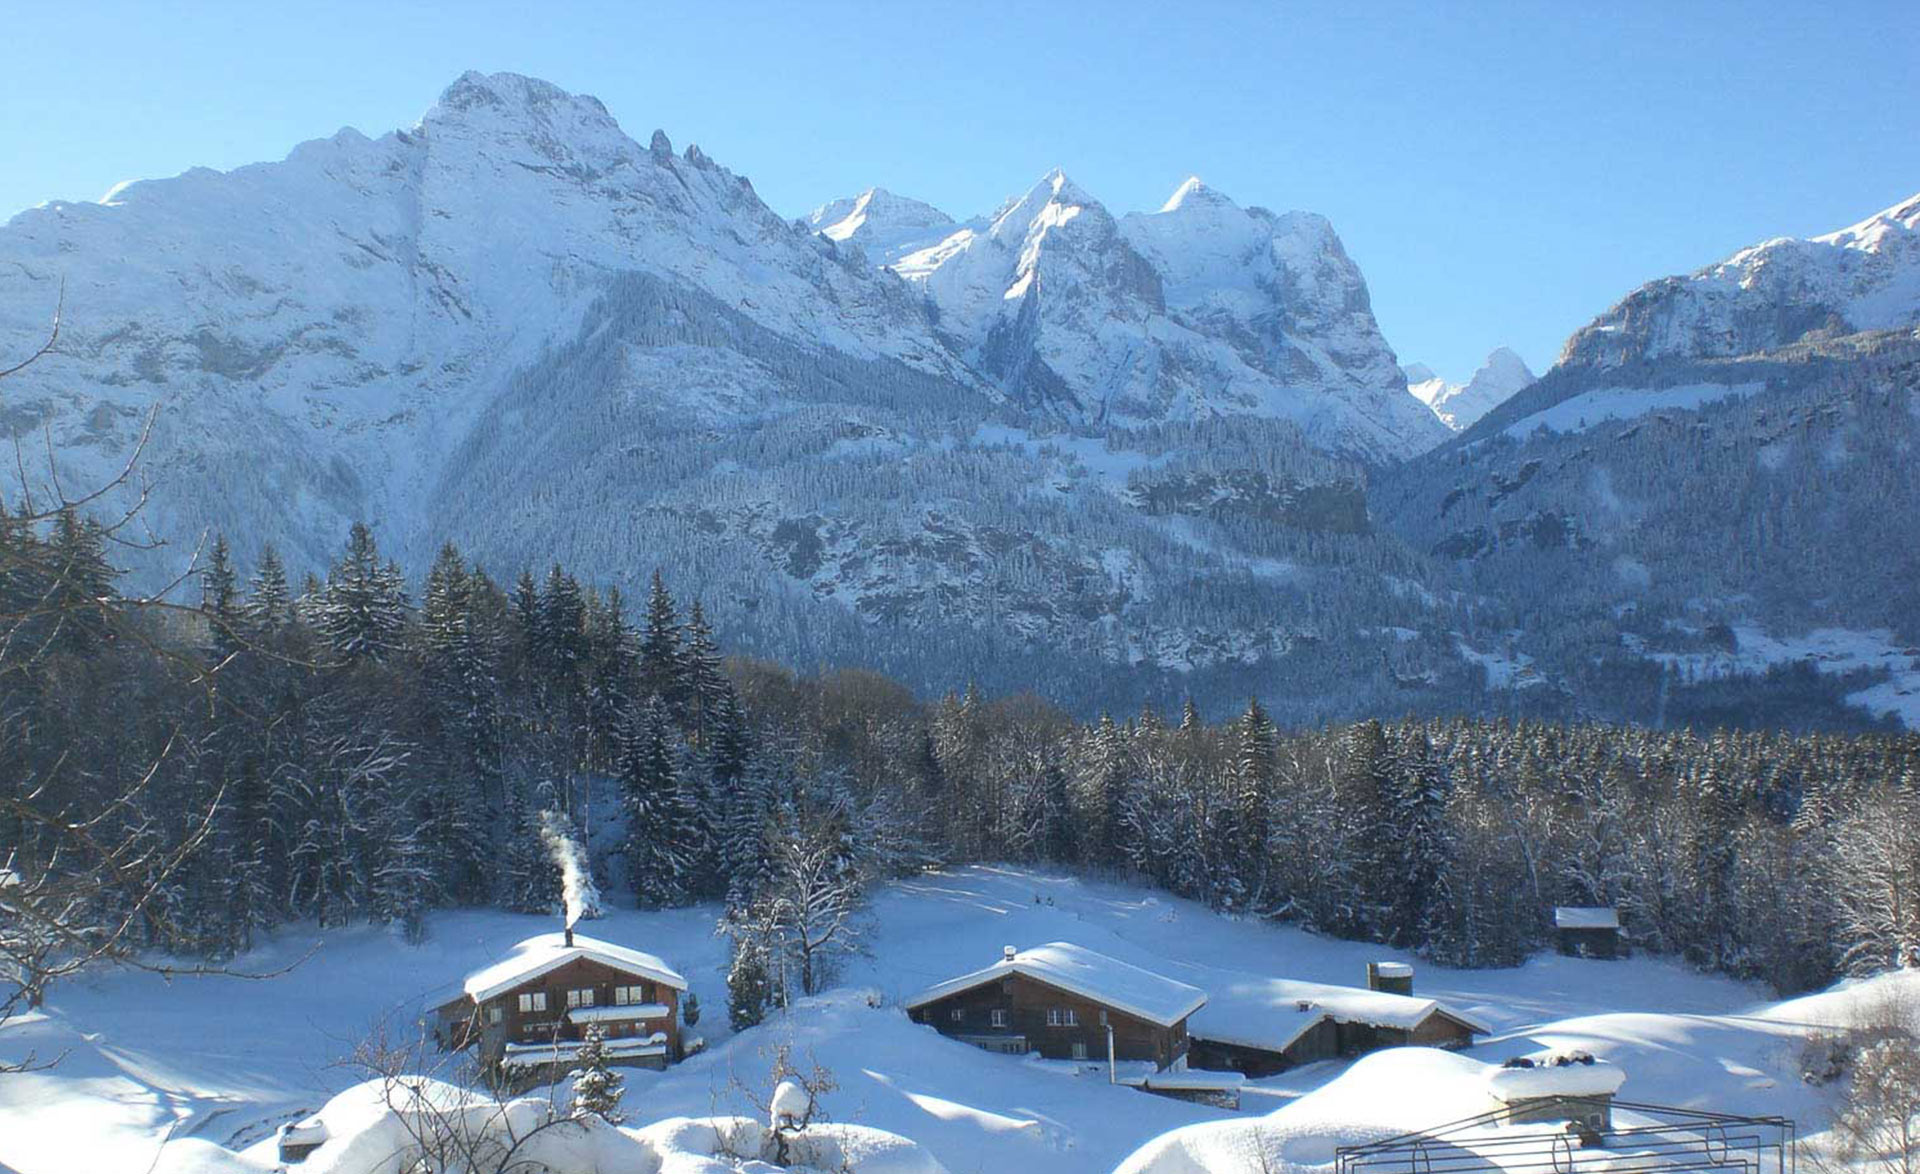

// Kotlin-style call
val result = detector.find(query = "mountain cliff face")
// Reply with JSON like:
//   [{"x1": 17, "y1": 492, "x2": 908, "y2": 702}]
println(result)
[
  {"x1": 1404, "y1": 347, "x2": 1536, "y2": 430},
  {"x1": 822, "y1": 171, "x2": 1444, "y2": 461},
  {"x1": 0, "y1": 71, "x2": 967, "y2": 572}
]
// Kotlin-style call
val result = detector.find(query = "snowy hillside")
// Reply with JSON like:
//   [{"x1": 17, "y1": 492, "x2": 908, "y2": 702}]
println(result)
[
  {"x1": 1372, "y1": 188, "x2": 1920, "y2": 728},
  {"x1": 1403, "y1": 347, "x2": 1536, "y2": 430},
  {"x1": 0, "y1": 866, "x2": 1887, "y2": 1174},
  {"x1": 1558, "y1": 190, "x2": 1920, "y2": 370}
]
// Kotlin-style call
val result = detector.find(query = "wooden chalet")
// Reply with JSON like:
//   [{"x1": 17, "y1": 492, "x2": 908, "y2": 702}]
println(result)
[
  {"x1": 1555, "y1": 907, "x2": 1626, "y2": 958},
  {"x1": 906, "y1": 942, "x2": 1207, "y2": 1071},
  {"x1": 1187, "y1": 962, "x2": 1488, "y2": 1078},
  {"x1": 430, "y1": 927, "x2": 688, "y2": 1080}
]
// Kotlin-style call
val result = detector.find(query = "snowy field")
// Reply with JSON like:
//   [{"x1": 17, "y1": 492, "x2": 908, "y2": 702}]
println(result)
[
  {"x1": 0, "y1": 866, "x2": 1900, "y2": 1174},
  {"x1": 1500, "y1": 382, "x2": 1765, "y2": 438},
  {"x1": 1647, "y1": 624, "x2": 1920, "y2": 728}
]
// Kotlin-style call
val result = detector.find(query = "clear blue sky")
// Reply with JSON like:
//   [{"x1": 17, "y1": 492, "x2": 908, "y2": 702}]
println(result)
[{"x1": 4, "y1": 0, "x2": 1915, "y2": 381}]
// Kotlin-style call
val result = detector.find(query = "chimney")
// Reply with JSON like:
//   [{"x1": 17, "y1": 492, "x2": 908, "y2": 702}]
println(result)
[
  {"x1": 1367, "y1": 961, "x2": 1414, "y2": 995},
  {"x1": 1002, "y1": 945, "x2": 1017, "y2": 962},
  {"x1": 564, "y1": 924, "x2": 575, "y2": 948}
]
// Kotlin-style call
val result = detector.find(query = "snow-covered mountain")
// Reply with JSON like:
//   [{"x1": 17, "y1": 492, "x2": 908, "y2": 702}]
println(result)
[
  {"x1": 1558, "y1": 190, "x2": 1920, "y2": 369},
  {"x1": 0, "y1": 71, "x2": 971, "y2": 573},
  {"x1": 804, "y1": 187, "x2": 960, "y2": 267},
  {"x1": 815, "y1": 172, "x2": 1446, "y2": 461},
  {"x1": 1403, "y1": 347, "x2": 1536, "y2": 430},
  {"x1": 0, "y1": 71, "x2": 1470, "y2": 716}
]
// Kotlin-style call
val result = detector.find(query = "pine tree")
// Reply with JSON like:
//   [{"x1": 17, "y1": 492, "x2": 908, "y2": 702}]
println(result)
[
  {"x1": 314, "y1": 522, "x2": 408, "y2": 663},
  {"x1": 723, "y1": 900, "x2": 778, "y2": 1031},
  {"x1": 46, "y1": 507, "x2": 114, "y2": 654},
  {"x1": 1076, "y1": 714, "x2": 1130, "y2": 869},
  {"x1": 200, "y1": 534, "x2": 240, "y2": 658},
  {"x1": 683, "y1": 599, "x2": 728, "y2": 743},
  {"x1": 637, "y1": 570, "x2": 686, "y2": 708},
  {"x1": 243, "y1": 544, "x2": 293, "y2": 633},
  {"x1": 620, "y1": 698, "x2": 696, "y2": 907},
  {"x1": 569, "y1": 1025, "x2": 625, "y2": 1124}
]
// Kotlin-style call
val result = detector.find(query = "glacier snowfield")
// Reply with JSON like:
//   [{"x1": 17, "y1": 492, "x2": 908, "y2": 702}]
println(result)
[{"x1": 0, "y1": 866, "x2": 1897, "y2": 1174}]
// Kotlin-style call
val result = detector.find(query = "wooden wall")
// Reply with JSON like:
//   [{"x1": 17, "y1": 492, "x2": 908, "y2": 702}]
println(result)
[{"x1": 911, "y1": 973, "x2": 1189, "y2": 1069}]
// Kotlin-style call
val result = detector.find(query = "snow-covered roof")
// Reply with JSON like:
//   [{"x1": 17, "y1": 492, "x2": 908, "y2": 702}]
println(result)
[
  {"x1": 1188, "y1": 976, "x2": 1490, "y2": 1053},
  {"x1": 906, "y1": 942, "x2": 1208, "y2": 1028},
  {"x1": 1486, "y1": 1051, "x2": 1627, "y2": 1100},
  {"x1": 1123, "y1": 1069, "x2": 1248, "y2": 1092},
  {"x1": 1554, "y1": 907, "x2": 1621, "y2": 930},
  {"x1": 448, "y1": 932, "x2": 687, "y2": 1006}
]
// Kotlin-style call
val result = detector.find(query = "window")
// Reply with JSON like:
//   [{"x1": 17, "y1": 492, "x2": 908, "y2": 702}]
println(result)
[
  {"x1": 567, "y1": 987, "x2": 597, "y2": 1010},
  {"x1": 518, "y1": 992, "x2": 547, "y2": 1014},
  {"x1": 990, "y1": 1009, "x2": 1010, "y2": 1028},
  {"x1": 487, "y1": 1005, "x2": 503, "y2": 1025},
  {"x1": 614, "y1": 984, "x2": 651, "y2": 1006},
  {"x1": 1071, "y1": 1042, "x2": 1088, "y2": 1060},
  {"x1": 1047, "y1": 1007, "x2": 1078, "y2": 1027},
  {"x1": 949, "y1": 1007, "x2": 965, "y2": 1023}
]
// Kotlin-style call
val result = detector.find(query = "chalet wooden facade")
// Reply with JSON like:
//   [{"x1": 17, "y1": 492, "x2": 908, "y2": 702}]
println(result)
[
  {"x1": 430, "y1": 928, "x2": 688, "y2": 1081},
  {"x1": 1187, "y1": 963, "x2": 1487, "y2": 1078},
  {"x1": 905, "y1": 943, "x2": 1207, "y2": 1070}
]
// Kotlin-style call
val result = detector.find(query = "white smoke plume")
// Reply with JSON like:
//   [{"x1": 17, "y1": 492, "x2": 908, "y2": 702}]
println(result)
[{"x1": 538, "y1": 809, "x2": 602, "y2": 927}]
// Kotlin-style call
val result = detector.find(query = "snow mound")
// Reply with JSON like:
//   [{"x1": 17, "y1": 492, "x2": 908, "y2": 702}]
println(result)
[
  {"x1": 1116, "y1": 1048, "x2": 1497, "y2": 1174},
  {"x1": 257, "y1": 1078, "x2": 945, "y2": 1174}
]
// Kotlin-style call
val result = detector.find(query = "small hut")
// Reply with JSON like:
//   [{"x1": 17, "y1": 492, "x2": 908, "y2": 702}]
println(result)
[
  {"x1": 1486, "y1": 1049, "x2": 1626, "y2": 1132},
  {"x1": 1554, "y1": 907, "x2": 1625, "y2": 958}
]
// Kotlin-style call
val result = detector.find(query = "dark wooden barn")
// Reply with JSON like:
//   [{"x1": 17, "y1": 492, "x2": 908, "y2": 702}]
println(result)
[{"x1": 906, "y1": 942, "x2": 1207, "y2": 1071}]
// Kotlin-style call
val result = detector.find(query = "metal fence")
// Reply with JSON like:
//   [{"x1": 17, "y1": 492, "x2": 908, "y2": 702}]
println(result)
[{"x1": 1335, "y1": 1099, "x2": 1795, "y2": 1174}]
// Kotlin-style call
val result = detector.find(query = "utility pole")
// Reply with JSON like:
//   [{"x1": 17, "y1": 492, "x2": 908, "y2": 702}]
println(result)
[{"x1": 1106, "y1": 1022, "x2": 1116, "y2": 1084}]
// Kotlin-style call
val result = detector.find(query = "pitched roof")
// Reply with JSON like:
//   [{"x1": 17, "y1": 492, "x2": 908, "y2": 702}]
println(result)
[
  {"x1": 1188, "y1": 976, "x2": 1491, "y2": 1053},
  {"x1": 905, "y1": 942, "x2": 1208, "y2": 1028},
  {"x1": 1554, "y1": 906, "x2": 1621, "y2": 929},
  {"x1": 444, "y1": 932, "x2": 687, "y2": 1007}
]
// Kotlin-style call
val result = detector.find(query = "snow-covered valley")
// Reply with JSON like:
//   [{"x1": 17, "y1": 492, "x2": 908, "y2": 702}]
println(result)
[{"x1": 0, "y1": 867, "x2": 1894, "y2": 1174}]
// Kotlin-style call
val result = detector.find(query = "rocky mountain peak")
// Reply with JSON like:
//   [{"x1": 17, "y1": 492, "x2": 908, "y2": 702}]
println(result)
[{"x1": 1560, "y1": 189, "x2": 1920, "y2": 370}]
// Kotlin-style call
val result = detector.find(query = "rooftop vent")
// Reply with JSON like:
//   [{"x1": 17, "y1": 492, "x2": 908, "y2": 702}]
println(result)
[{"x1": 1002, "y1": 945, "x2": 1017, "y2": 961}]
